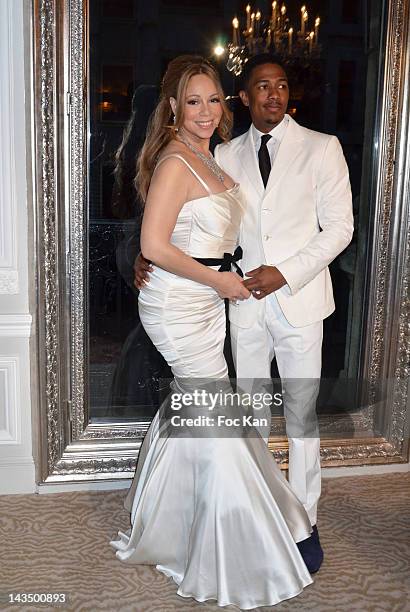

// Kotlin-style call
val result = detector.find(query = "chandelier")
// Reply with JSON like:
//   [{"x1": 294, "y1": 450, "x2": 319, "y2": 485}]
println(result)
[{"x1": 224, "y1": 3, "x2": 321, "y2": 76}]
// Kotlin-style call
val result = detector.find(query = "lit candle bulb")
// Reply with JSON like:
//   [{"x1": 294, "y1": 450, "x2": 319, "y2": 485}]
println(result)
[
  {"x1": 309, "y1": 30, "x2": 314, "y2": 53},
  {"x1": 251, "y1": 12, "x2": 255, "y2": 31},
  {"x1": 315, "y1": 17, "x2": 320, "y2": 44},
  {"x1": 246, "y1": 5, "x2": 251, "y2": 30},
  {"x1": 272, "y1": 1, "x2": 277, "y2": 28},
  {"x1": 267, "y1": 27, "x2": 272, "y2": 46},
  {"x1": 281, "y1": 4, "x2": 286, "y2": 27},
  {"x1": 232, "y1": 17, "x2": 239, "y2": 45},
  {"x1": 288, "y1": 27, "x2": 293, "y2": 52},
  {"x1": 256, "y1": 11, "x2": 261, "y2": 35},
  {"x1": 300, "y1": 5, "x2": 306, "y2": 32},
  {"x1": 302, "y1": 10, "x2": 308, "y2": 35}
]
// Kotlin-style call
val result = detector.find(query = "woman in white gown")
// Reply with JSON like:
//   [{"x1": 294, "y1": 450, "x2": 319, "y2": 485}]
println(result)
[{"x1": 111, "y1": 55, "x2": 313, "y2": 609}]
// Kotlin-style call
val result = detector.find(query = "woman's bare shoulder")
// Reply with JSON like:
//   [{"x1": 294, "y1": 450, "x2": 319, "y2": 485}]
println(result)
[
  {"x1": 150, "y1": 145, "x2": 190, "y2": 196},
  {"x1": 156, "y1": 141, "x2": 194, "y2": 166}
]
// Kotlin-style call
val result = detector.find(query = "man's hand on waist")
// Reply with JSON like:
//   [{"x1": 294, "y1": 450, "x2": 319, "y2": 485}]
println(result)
[{"x1": 134, "y1": 252, "x2": 153, "y2": 289}]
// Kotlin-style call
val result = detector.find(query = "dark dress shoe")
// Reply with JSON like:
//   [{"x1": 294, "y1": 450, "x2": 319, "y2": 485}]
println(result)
[{"x1": 297, "y1": 525, "x2": 324, "y2": 574}]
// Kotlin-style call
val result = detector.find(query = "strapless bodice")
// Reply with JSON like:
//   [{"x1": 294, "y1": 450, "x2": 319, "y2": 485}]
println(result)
[{"x1": 170, "y1": 184, "x2": 245, "y2": 258}]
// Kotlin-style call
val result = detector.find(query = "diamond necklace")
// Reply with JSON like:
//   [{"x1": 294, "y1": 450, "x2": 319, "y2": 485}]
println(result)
[{"x1": 177, "y1": 133, "x2": 225, "y2": 183}]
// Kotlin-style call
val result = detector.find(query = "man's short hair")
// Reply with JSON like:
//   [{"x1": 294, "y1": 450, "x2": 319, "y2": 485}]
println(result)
[{"x1": 240, "y1": 53, "x2": 287, "y2": 90}]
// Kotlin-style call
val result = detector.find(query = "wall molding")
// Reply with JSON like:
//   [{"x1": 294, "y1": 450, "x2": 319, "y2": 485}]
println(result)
[
  {"x1": 0, "y1": 356, "x2": 20, "y2": 444},
  {"x1": 0, "y1": 314, "x2": 32, "y2": 337},
  {"x1": 0, "y1": 271, "x2": 19, "y2": 295},
  {"x1": 0, "y1": 458, "x2": 36, "y2": 494},
  {"x1": 0, "y1": 0, "x2": 36, "y2": 496},
  {"x1": 0, "y1": 0, "x2": 21, "y2": 295}
]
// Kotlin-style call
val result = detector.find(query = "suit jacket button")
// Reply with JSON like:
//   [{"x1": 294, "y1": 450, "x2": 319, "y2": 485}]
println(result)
[{"x1": 263, "y1": 234, "x2": 270, "y2": 241}]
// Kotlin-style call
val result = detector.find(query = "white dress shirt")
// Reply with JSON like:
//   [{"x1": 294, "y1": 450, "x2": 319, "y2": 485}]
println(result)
[{"x1": 251, "y1": 116, "x2": 289, "y2": 167}]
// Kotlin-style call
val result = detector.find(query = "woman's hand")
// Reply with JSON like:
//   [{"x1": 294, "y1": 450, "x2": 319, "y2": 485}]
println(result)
[{"x1": 213, "y1": 272, "x2": 251, "y2": 301}]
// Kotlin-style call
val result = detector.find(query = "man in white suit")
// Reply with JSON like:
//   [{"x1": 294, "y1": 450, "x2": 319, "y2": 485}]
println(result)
[{"x1": 213, "y1": 54, "x2": 353, "y2": 571}]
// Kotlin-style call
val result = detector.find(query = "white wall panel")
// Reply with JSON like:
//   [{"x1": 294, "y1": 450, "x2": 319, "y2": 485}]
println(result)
[
  {"x1": 0, "y1": 0, "x2": 35, "y2": 494},
  {"x1": 0, "y1": 357, "x2": 19, "y2": 444},
  {"x1": 0, "y1": 0, "x2": 20, "y2": 295}
]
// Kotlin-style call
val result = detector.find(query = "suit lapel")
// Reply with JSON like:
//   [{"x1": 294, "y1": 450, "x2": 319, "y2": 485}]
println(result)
[
  {"x1": 238, "y1": 129, "x2": 264, "y2": 199},
  {"x1": 264, "y1": 116, "x2": 305, "y2": 197}
]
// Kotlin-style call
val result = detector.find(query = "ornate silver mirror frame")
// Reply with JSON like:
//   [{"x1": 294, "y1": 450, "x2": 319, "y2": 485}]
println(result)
[{"x1": 32, "y1": 0, "x2": 410, "y2": 484}]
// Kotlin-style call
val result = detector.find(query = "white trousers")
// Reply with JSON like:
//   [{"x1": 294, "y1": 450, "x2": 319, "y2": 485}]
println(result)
[{"x1": 230, "y1": 293, "x2": 323, "y2": 526}]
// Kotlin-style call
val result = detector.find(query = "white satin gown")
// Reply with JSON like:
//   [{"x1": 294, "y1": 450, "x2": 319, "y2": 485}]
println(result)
[{"x1": 110, "y1": 154, "x2": 313, "y2": 609}]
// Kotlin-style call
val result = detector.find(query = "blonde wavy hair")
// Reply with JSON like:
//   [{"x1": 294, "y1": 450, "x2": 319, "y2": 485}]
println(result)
[{"x1": 136, "y1": 55, "x2": 232, "y2": 202}]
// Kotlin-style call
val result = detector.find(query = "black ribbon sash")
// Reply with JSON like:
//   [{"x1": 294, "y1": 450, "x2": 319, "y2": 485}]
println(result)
[{"x1": 193, "y1": 245, "x2": 243, "y2": 277}]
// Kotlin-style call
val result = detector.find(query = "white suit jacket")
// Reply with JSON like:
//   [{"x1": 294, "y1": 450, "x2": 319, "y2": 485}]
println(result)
[{"x1": 214, "y1": 115, "x2": 353, "y2": 328}]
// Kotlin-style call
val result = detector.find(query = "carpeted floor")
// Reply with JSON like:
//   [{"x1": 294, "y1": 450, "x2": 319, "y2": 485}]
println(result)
[{"x1": 0, "y1": 473, "x2": 409, "y2": 612}]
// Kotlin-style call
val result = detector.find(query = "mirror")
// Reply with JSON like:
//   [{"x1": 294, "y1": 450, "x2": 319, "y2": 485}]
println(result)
[{"x1": 33, "y1": 0, "x2": 410, "y2": 483}]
